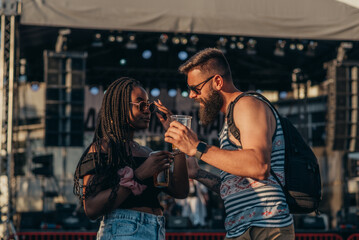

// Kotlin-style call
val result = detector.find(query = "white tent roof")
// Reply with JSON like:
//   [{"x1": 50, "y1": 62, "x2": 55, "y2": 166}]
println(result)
[{"x1": 21, "y1": 0, "x2": 359, "y2": 40}]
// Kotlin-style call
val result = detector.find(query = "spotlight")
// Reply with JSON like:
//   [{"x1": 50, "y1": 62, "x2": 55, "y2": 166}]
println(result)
[
  {"x1": 158, "y1": 34, "x2": 169, "y2": 51},
  {"x1": 296, "y1": 43, "x2": 304, "y2": 51},
  {"x1": 180, "y1": 36, "x2": 188, "y2": 45},
  {"x1": 92, "y1": 33, "x2": 103, "y2": 47},
  {"x1": 306, "y1": 41, "x2": 318, "y2": 57},
  {"x1": 150, "y1": 88, "x2": 160, "y2": 97},
  {"x1": 108, "y1": 35, "x2": 115, "y2": 42},
  {"x1": 190, "y1": 35, "x2": 199, "y2": 45},
  {"x1": 178, "y1": 51, "x2": 188, "y2": 61},
  {"x1": 229, "y1": 42, "x2": 236, "y2": 49},
  {"x1": 289, "y1": 43, "x2": 296, "y2": 50},
  {"x1": 246, "y1": 38, "x2": 257, "y2": 55},
  {"x1": 181, "y1": 90, "x2": 189, "y2": 98},
  {"x1": 218, "y1": 37, "x2": 228, "y2": 47},
  {"x1": 116, "y1": 35, "x2": 124, "y2": 43},
  {"x1": 172, "y1": 36, "x2": 180, "y2": 45},
  {"x1": 119, "y1": 59, "x2": 127, "y2": 66},
  {"x1": 125, "y1": 33, "x2": 138, "y2": 49},
  {"x1": 274, "y1": 40, "x2": 286, "y2": 57},
  {"x1": 142, "y1": 50, "x2": 152, "y2": 59},
  {"x1": 237, "y1": 42, "x2": 245, "y2": 49},
  {"x1": 30, "y1": 82, "x2": 40, "y2": 91},
  {"x1": 168, "y1": 89, "x2": 177, "y2": 97},
  {"x1": 160, "y1": 34, "x2": 169, "y2": 44},
  {"x1": 279, "y1": 91, "x2": 288, "y2": 99},
  {"x1": 90, "y1": 86, "x2": 100, "y2": 95}
]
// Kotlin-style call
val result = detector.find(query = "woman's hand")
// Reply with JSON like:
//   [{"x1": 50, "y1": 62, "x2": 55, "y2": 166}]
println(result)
[
  {"x1": 134, "y1": 150, "x2": 173, "y2": 180},
  {"x1": 186, "y1": 156, "x2": 201, "y2": 179},
  {"x1": 154, "y1": 99, "x2": 173, "y2": 131}
]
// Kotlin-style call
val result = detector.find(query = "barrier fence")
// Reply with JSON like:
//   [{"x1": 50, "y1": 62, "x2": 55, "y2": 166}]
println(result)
[
  {"x1": 347, "y1": 234, "x2": 359, "y2": 240},
  {"x1": 10, "y1": 232, "x2": 359, "y2": 240}
]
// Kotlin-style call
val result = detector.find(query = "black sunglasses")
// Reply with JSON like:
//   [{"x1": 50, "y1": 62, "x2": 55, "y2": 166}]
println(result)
[
  {"x1": 187, "y1": 75, "x2": 216, "y2": 95},
  {"x1": 130, "y1": 101, "x2": 156, "y2": 113}
]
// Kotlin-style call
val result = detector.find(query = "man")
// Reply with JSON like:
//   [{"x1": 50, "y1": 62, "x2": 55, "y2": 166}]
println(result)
[{"x1": 164, "y1": 48, "x2": 294, "y2": 239}]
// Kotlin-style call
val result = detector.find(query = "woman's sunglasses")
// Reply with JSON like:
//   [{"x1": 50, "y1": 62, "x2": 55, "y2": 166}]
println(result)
[{"x1": 130, "y1": 101, "x2": 156, "y2": 113}]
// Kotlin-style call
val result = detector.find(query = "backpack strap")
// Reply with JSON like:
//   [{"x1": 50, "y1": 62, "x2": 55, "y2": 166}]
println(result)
[
  {"x1": 227, "y1": 91, "x2": 287, "y2": 190},
  {"x1": 226, "y1": 92, "x2": 247, "y2": 141}
]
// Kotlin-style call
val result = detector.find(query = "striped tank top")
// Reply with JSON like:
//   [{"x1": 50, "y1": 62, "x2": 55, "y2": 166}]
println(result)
[{"x1": 218, "y1": 95, "x2": 293, "y2": 238}]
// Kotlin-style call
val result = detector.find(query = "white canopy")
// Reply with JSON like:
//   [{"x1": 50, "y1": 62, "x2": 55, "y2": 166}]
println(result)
[{"x1": 20, "y1": 0, "x2": 359, "y2": 40}]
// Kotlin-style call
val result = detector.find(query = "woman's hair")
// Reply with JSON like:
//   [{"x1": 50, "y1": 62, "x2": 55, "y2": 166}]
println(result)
[{"x1": 74, "y1": 77, "x2": 142, "y2": 212}]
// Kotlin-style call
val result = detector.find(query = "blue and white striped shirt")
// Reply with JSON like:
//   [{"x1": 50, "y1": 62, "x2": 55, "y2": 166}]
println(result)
[{"x1": 219, "y1": 96, "x2": 293, "y2": 238}]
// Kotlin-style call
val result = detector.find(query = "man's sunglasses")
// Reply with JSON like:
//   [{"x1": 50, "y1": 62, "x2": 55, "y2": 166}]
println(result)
[
  {"x1": 187, "y1": 75, "x2": 217, "y2": 95},
  {"x1": 130, "y1": 101, "x2": 156, "y2": 113}
]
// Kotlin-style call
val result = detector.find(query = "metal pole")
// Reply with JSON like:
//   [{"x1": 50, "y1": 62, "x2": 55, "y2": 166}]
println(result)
[
  {"x1": 6, "y1": 14, "x2": 15, "y2": 227},
  {"x1": 0, "y1": 15, "x2": 5, "y2": 158}
]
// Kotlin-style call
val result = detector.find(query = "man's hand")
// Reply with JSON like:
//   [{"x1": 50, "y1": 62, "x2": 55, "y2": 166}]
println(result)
[{"x1": 164, "y1": 121, "x2": 199, "y2": 156}]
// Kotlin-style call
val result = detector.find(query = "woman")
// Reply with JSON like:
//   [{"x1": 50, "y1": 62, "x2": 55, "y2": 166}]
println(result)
[{"x1": 74, "y1": 77, "x2": 189, "y2": 240}]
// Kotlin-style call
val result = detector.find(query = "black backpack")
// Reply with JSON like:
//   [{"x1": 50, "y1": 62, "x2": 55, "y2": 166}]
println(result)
[{"x1": 227, "y1": 91, "x2": 322, "y2": 214}]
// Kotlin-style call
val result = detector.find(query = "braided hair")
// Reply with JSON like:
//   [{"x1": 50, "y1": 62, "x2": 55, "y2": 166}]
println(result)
[{"x1": 74, "y1": 77, "x2": 142, "y2": 212}]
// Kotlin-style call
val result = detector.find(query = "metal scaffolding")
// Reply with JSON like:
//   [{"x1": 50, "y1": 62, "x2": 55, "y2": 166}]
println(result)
[{"x1": 0, "y1": 0, "x2": 21, "y2": 238}]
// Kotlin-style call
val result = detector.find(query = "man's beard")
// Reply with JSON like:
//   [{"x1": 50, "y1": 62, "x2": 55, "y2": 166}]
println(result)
[{"x1": 199, "y1": 87, "x2": 223, "y2": 127}]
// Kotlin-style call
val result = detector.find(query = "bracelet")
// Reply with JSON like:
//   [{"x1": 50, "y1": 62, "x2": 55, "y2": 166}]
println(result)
[{"x1": 117, "y1": 166, "x2": 147, "y2": 196}]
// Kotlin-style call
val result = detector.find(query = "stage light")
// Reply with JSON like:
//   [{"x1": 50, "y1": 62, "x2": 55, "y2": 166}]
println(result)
[
  {"x1": 30, "y1": 82, "x2": 40, "y2": 92},
  {"x1": 306, "y1": 41, "x2": 318, "y2": 57},
  {"x1": 119, "y1": 59, "x2": 127, "y2": 66},
  {"x1": 274, "y1": 40, "x2": 286, "y2": 57},
  {"x1": 180, "y1": 36, "x2": 188, "y2": 45},
  {"x1": 246, "y1": 38, "x2": 257, "y2": 55},
  {"x1": 218, "y1": 37, "x2": 228, "y2": 47},
  {"x1": 91, "y1": 33, "x2": 103, "y2": 47},
  {"x1": 151, "y1": 88, "x2": 160, "y2": 97},
  {"x1": 126, "y1": 33, "x2": 138, "y2": 49},
  {"x1": 90, "y1": 86, "x2": 100, "y2": 95},
  {"x1": 237, "y1": 42, "x2": 245, "y2": 49},
  {"x1": 279, "y1": 91, "x2": 288, "y2": 99},
  {"x1": 181, "y1": 90, "x2": 189, "y2": 98},
  {"x1": 178, "y1": 51, "x2": 188, "y2": 61},
  {"x1": 190, "y1": 35, "x2": 199, "y2": 45},
  {"x1": 172, "y1": 36, "x2": 180, "y2": 45},
  {"x1": 19, "y1": 75, "x2": 27, "y2": 83},
  {"x1": 108, "y1": 35, "x2": 115, "y2": 42},
  {"x1": 296, "y1": 43, "x2": 304, "y2": 51},
  {"x1": 158, "y1": 34, "x2": 169, "y2": 51},
  {"x1": 142, "y1": 50, "x2": 152, "y2": 59},
  {"x1": 168, "y1": 89, "x2": 177, "y2": 97},
  {"x1": 116, "y1": 35, "x2": 124, "y2": 43},
  {"x1": 229, "y1": 42, "x2": 236, "y2": 49},
  {"x1": 289, "y1": 43, "x2": 296, "y2": 50}
]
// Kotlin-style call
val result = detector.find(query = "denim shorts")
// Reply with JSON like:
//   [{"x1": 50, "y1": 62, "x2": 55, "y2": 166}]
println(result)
[{"x1": 97, "y1": 208, "x2": 166, "y2": 240}]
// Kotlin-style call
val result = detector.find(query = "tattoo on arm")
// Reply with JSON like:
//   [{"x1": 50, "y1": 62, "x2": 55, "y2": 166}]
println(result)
[{"x1": 195, "y1": 169, "x2": 221, "y2": 194}]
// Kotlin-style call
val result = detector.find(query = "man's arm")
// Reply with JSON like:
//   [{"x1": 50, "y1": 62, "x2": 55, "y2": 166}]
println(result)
[
  {"x1": 194, "y1": 168, "x2": 221, "y2": 194},
  {"x1": 186, "y1": 157, "x2": 221, "y2": 194},
  {"x1": 165, "y1": 97, "x2": 275, "y2": 180}
]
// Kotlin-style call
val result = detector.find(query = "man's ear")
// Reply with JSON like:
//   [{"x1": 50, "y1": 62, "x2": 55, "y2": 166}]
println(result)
[{"x1": 213, "y1": 75, "x2": 223, "y2": 90}]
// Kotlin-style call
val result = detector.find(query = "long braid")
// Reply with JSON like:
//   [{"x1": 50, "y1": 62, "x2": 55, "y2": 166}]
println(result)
[{"x1": 73, "y1": 77, "x2": 142, "y2": 212}]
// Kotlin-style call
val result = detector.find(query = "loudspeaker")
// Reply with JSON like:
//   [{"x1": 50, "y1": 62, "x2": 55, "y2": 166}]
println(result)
[
  {"x1": 326, "y1": 60, "x2": 359, "y2": 151},
  {"x1": 44, "y1": 51, "x2": 87, "y2": 146}
]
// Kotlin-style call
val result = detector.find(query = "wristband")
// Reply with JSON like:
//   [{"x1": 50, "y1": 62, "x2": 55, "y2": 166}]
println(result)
[{"x1": 117, "y1": 166, "x2": 147, "y2": 195}]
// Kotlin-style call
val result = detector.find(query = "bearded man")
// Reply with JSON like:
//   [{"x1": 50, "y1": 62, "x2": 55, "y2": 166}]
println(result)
[{"x1": 164, "y1": 48, "x2": 294, "y2": 240}]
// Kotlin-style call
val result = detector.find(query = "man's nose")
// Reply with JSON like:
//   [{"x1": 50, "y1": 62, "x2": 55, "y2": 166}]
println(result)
[{"x1": 189, "y1": 90, "x2": 197, "y2": 99}]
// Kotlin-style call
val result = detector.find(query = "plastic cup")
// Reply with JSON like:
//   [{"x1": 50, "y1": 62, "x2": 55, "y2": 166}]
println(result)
[{"x1": 170, "y1": 115, "x2": 192, "y2": 150}]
